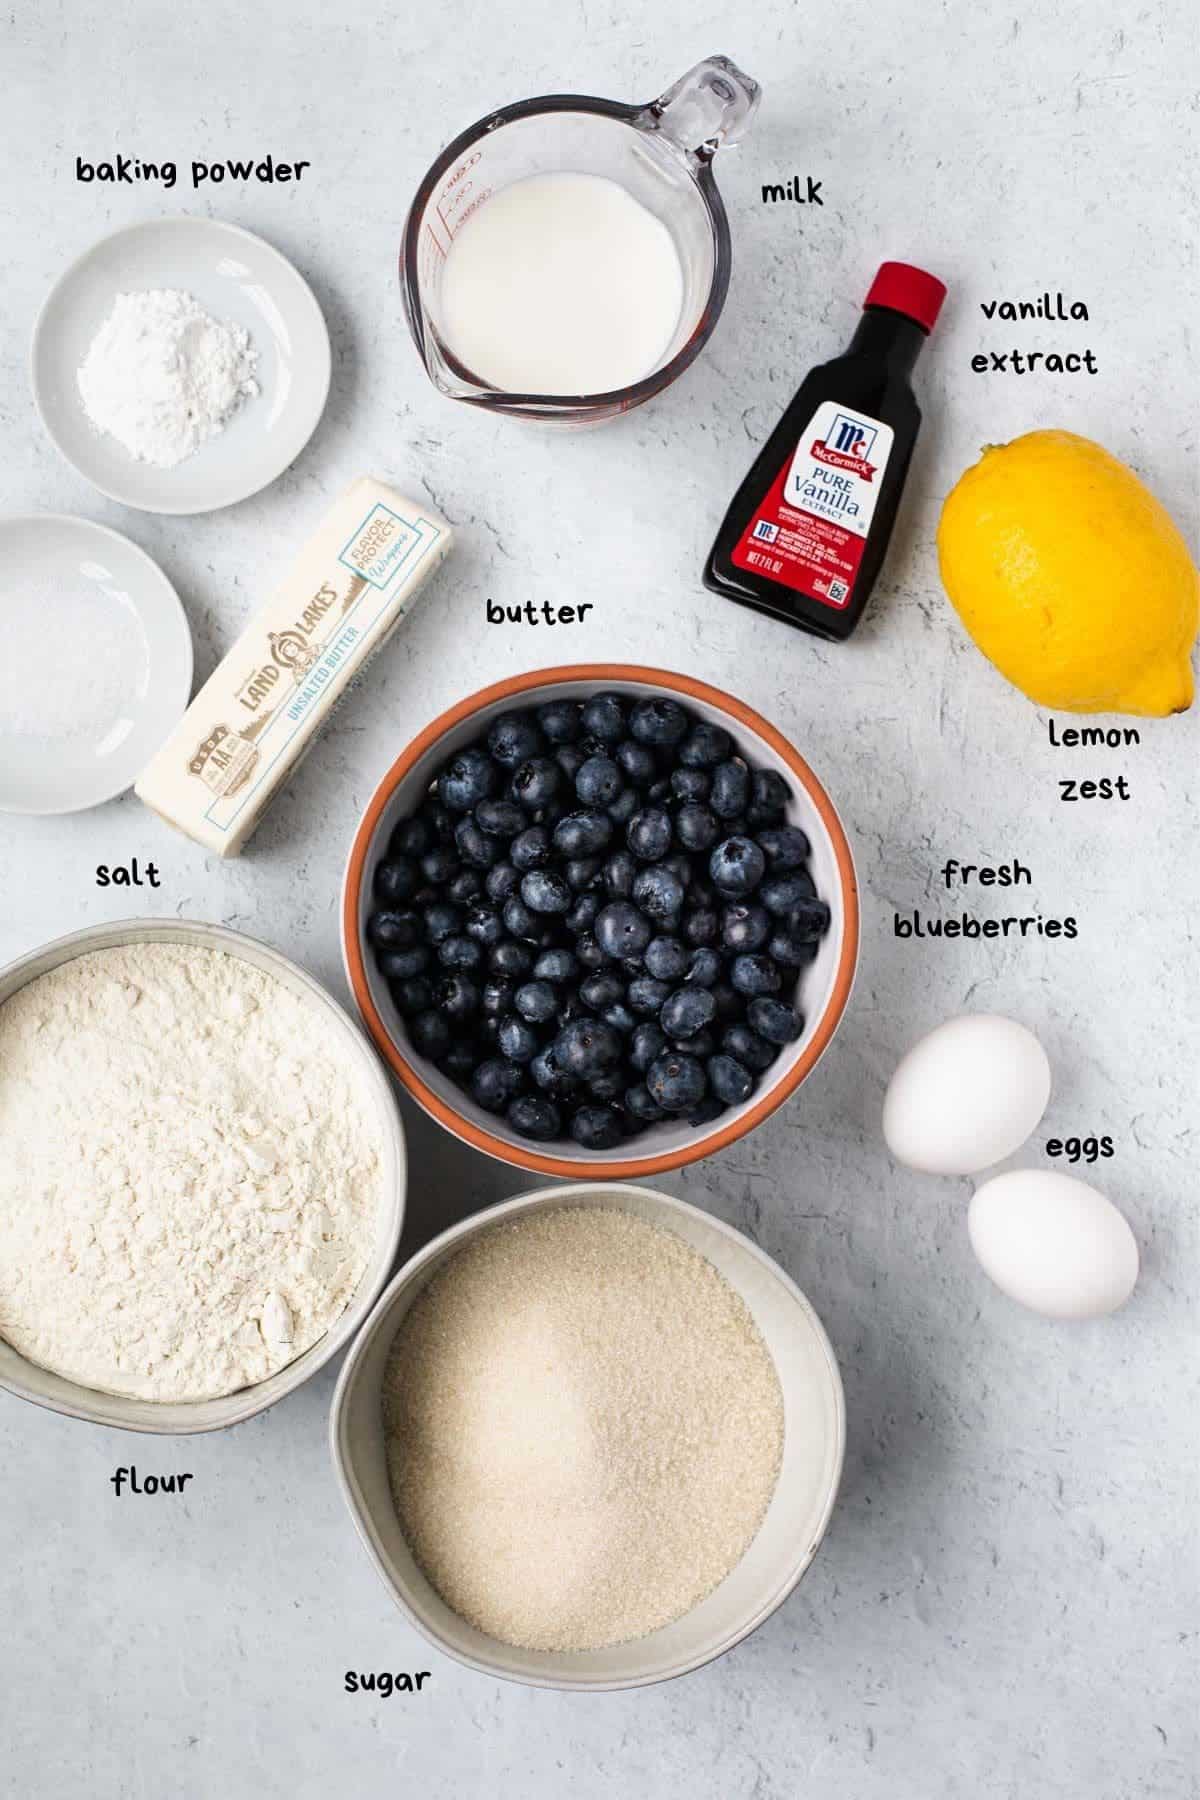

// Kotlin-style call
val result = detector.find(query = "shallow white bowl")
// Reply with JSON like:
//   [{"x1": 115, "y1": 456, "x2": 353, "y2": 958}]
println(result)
[
  {"x1": 0, "y1": 514, "x2": 192, "y2": 814},
  {"x1": 331, "y1": 1181, "x2": 845, "y2": 1691},
  {"x1": 32, "y1": 216, "x2": 331, "y2": 514},
  {"x1": 342, "y1": 665, "x2": 859, "y2": 1181},
  {"x1": 0, "y1": 918, "x2": 406, "y2": 1435}
]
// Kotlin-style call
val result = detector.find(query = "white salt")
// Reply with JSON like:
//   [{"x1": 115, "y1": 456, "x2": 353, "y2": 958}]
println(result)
[{"x1": 0, "y1": 577, "x2": 149, "y2": 744}]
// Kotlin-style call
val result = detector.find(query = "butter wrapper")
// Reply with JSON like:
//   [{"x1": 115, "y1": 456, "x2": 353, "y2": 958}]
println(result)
[{"x1": 136, "y1": 478, "x2": 452, "y2": 857}]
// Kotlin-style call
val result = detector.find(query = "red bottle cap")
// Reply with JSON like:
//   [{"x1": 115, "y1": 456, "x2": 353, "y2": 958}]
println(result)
[{"x1": 864, "y1": 262, "x2": 946, "y2": 333}]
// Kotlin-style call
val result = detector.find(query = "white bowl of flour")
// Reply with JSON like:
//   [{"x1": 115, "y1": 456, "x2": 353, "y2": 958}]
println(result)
[{"x1": 0, "y1": 918, "x2": 405, "y2": 1434}]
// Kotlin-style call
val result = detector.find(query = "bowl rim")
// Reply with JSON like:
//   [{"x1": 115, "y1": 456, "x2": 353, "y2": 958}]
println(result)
[
  {"x1": 341, "y1": 663, "x2": 859, "y2": 1179},
  {"x1": 0, "y1": 916, "x2": 406, "y2": 1435},
  {"x1": 329, "y1": 1179, "x2": 847, "y2": 1692}
]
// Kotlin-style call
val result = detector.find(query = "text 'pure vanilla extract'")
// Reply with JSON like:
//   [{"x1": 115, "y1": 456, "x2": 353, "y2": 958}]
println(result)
[{"x1": 704, "y1": 262, "x2": 946, "y2": 641}]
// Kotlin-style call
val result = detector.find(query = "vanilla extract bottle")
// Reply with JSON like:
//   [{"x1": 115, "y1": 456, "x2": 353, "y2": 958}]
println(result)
[{"x1": 704, "y1": 262, "x2": 946, "y2": 641}]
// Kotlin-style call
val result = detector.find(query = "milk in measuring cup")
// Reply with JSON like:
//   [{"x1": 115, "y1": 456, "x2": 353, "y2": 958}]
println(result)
[{"x1": 439, "y1": 172, "x2": 684, "y2": 396}]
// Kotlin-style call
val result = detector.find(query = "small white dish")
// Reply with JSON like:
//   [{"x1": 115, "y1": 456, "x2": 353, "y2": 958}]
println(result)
[
  {"x1": 0, "y1": 514, "x2": 192, "y2": 814},
  {"x1": 31, "y1": 216, "x2": 331, "y2": 514}
]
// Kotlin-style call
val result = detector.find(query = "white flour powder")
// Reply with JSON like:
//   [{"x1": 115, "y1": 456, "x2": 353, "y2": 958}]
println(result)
[
  {"x1": 383, "y1": 1207, "x2": 784, "y2": 1652},
  {"x1": 77, "y1": 289, "x2": 259, "y2": 468},
  {"x1": 0, "y1": 943, "x2": 382, "y2": 1402}
]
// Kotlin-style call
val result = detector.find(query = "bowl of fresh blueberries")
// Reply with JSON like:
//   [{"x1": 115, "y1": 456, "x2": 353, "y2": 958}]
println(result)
[{"x1": 343, "y1": 667, "x2": 858, "y2": 1178}]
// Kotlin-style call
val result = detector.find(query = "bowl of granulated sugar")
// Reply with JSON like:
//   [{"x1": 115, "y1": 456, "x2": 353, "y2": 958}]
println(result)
[{"x1": 331, "y1": 1182, "x2": 844, "y2": 1690}]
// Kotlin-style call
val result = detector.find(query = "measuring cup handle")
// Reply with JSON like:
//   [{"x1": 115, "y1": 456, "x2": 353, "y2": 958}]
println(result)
[{"x1": 644, "y1": 55, "x2": 761, "y2": 161}]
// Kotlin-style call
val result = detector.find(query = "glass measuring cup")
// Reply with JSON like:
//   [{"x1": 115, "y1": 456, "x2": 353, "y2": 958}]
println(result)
[{"x1": 400, "y1": 56, "x2": 760, "y2": 424}]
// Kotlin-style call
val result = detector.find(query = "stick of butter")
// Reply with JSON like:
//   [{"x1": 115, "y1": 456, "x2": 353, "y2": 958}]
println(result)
[{"x1": 136, "y1": 477, "x2": 452, "y2": 857}]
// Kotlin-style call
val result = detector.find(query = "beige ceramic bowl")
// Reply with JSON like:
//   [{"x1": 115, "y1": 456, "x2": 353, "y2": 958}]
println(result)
[
  {"x1": 343, "y1": 664, "x2": 859, "y2": 1181},
  {"x1": 0, "y1": 918, "x2": 406, "y2": 1435},
  {"x1": 331, "y1": 1181, "x2": 845, "y2": 1691}
]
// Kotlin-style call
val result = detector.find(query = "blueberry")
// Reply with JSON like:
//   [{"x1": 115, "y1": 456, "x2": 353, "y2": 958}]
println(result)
[
  {"x1": 608, "y1": 788, "x2": 639, "y2": 826},
  {"x1": 534, "y1": 947, "x2": 577, "y2": 983},
  {"x1": 554, "y1": 809, "x2": 612, "y2": 857},
  {"x1": 628, "y1": 974, "x2": 671, "y2": 1018},
  {"x1": 616, "y1": 740, "x2": 657, "y2": 787},
  {"x1": 675, "y1": 803, "x2": 719, "y2": 852},
  {"x1": 644, "y1": 936, "x2": 689, "y2": 981},
  {"x1": 438, "y1": 934, "x2": 484, "y2": 973},
  {"x1": 580, "y1": 971, "x2": 624, "y2": 1011},
  {"x1": 509, "y1": 826, "x2": 551, "y2": 872},
  {"x1": 710, "y1": 836, "x2": 766, "y2": 897},
  {"x1": 369, "y1": 908, "x2": 421, "y2": 949},
  {"x1": 409, "y1": 1010, "x2": 451, "y2": 1060},
  {"x1": 748, "y1": 997, "x2": 803, "y2": 1044},
  {"x1": 464, "y1": 905, "x2": 504, "y2": 946},
  {"x1": 481, "y1": 977, "x2": 515, "y2": 1019},
  {"x1": 711, "y1": 980, "x2": 742, "y2": 1022},
  {"x1": 685, "y1": 947, "x2": 722, "y2": 987},
  {"x1": 629, "y1": 1021, "x2": 668, "y2": 1072},
  {"x1": 580, "y1": 692, "x2": 627, "y2": 743},
  {"x1": 374, "y1": 856, "x2": 419, "y2": 903},
  {"x1": 627, "y1": 808, "x2": 672, "y2": 861},
  {"x1": 537, "y1": 699, "x2": 583, "y2": 744},
  {"x1": 530, "y1": 1043, "x2": 578, "y2": 1099},
  {"x1": 595, "y1": 901, "x2": 652, "y2": 960},
  {"x1": 671, "y1": 767, "x2": 710, "y2": 803},
  {"x1": 389, "y1": 815, "x2": 430, "y2": 858},
  {"x1": 661, "y1": 986, "x2": 716, "y2": 1039},
  {"x1": 570, "y1": 1105, "x2": 623, "y2": 1150},
  {"x1": 722, "y1": 903, "x2": 770, "y2": 952},
  {"x1": 520, "y1": 870, "x2": 571, "y2": 915},
  {"x1": 730, "y1": 953, "x2": 782, "y2": 997},
  {"x1": 758, "y1": 825, "x2": 811, "y2": 870},
  {"x1": 555, "y1": 743, "x2": 587, "y2": 782},
  {"x1": 601, "y1": 1002, "x2": 637, "y2": 1035},
  {"x1": 507, "y1": 1095, "x2": 562, "y2": 1140},
  {"x1": 511, "y1": 757, "x2": 561, "y2": 810},
  {"x1": 687, "y1": 1095, "x2": 725, "y2": 1127},
  {"x1": 498, "y1": 1014, "x2": 539, "y2": 1062},
  {"x1": 377, "y1": 945, "x2": 430, "y2": 980},
  {"x1": 439, "y1": 747, "x2": 498, "y2": 812},
  {"x1": 390, "y1": 976, "x2": 434, "y2": 1017},
  {"x1": 487, "y1": 710, "x2": 543, "y2": 768},
  {"x1": 490, "y1": 939, "x2": 535, "y2": 979},
  {"x1": 629, "y1": 696, "x2": 689, "y2": 746},
  {"x1": 782, "y1": 896, "x2": 832, "y2": 942},
  {"x1": 662, "y1": 852, "x2": 693, "y2": 889},
  {"x1": 687, "y1": 1028, "x2": 717, "y2": 1059},
  {"x1": 566, "y1": 894, "x2": 602, "y2": 935},
  {"x1": 437, "y1": 975, "x2": 479, "y2": 1022},
  {"x1": 760, "y1": 872, "x2": 817, "y2": 915},
  {"x1": 683, "y1": 907, "x2": 719, "y2": 947},
  {"x1": 438, "y1": 1038, "x2": 478, "y2": 1081},
  {"x1": 573, "y1": 924, "x2": 606, "y2": 963},
  {"x1": 603, "y1": 849, "x2": 637, "y2": 897},
  {"x1": 647, "y1": 777, "x2": 672, "y2": 803},
  {"x1": 475, "y1": 796, "x2": 525, "y2": 837},
  {"x1": 679, "y1": 721, "x2": 732, "y2": 767},
  {"x1": 575, "y1": 755, "x2": 623, "y2": 806},
  {"x1": 472, "y1": 1058, "x2": 524, "y2": 1113},
  {"x1": 624, "y1": 1083, "x2": 665, "y2": 1123},
  {"x1": 420, "y1": 797, "x2": 456, "y2": 842},
  {"x1": 503, "y1": 895, "x2": 536, "y2": 938},
  {"x1": 420, "y1": 845, "x2": 459, "y2": 886},
  {"x1": 515, "y1": 980, "x2": 558, "y2": 1024},
  {"x1": 722, "y1": 1023, "x2": 777, "y2": 1073},
  {"x1": 586, "y1": 1068, "x2": 625, "y2": 1102},
  {"x1": 566, "y1": 856, "x2": 603, "y2": 891},
  {"x1": 769, "y1": 931, "x2": 818, "y2": 969},
  {"x1": 710, "y1": 758, "x2": 751, "y2": 819},
  {"x1": 555, "y1": 1018, "x2": 622, "y2": 1078},
  {"x1": 751, "y1": 769, "x2": 791, "y2": 819},
  {"x1": 647, "y1": 1051, "x2": 706, "y2": 1112},
  {"x1": 447, "y1": 870, "x2": 482, "y2": 904},
  {"x1": 632, "y1": 864, "x2": 684, "y2": 922},
  {"x1": 485, "y1": 861, "x2": 522, "y2": 903},
  {"x1": 708, "y1": 1053, "x2": 755, "y2": 1105}
]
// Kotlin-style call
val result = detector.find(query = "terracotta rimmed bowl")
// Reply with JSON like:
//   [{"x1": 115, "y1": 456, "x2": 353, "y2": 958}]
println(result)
[
  {"x1": 0, "y1": 918, "x2": 406, "y2": 1436},
  {"x1": 331, "y1": 1181, "x2": 845, "y2": 1691},
  {"x1": 342, "y1": 666, "x2": 858, "y2": 1179}
]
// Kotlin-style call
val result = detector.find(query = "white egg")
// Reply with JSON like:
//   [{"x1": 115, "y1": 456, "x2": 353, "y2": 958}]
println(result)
[
  {"x1": 882, "y1": 1014, "x2": 1051, "y2": 1175},
  {"x1": 968, "y1": 1169, "x2": 1139, "y2": 1319}
]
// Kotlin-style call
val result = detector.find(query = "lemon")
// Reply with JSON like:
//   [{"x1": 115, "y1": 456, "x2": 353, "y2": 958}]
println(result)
[{"x1": 937, "y1": 430, "x2": 1198, "y2": 716}]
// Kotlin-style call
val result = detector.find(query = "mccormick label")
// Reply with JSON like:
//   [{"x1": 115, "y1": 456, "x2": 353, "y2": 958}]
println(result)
[{"x1": 731, "y1": 400, "x2": 894, "y2": 609}]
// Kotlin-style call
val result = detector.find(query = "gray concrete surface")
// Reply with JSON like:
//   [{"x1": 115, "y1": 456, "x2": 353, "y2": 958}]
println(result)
[{"x1": 1, "y1": 2, "x2": 1196, "y2": 1796}]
